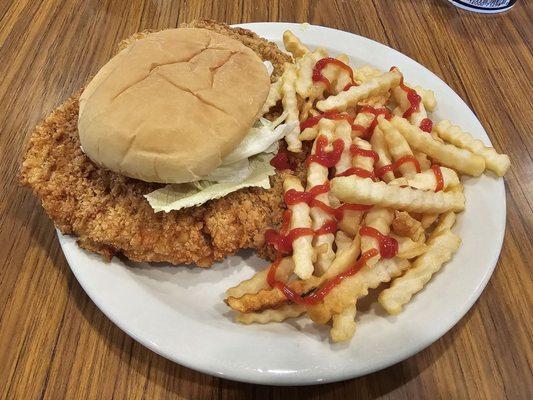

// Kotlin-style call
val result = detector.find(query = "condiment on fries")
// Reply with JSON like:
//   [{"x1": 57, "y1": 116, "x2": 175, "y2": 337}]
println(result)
[{"x1": 225, "y1": 29, "x2": 510, "y2": 342}]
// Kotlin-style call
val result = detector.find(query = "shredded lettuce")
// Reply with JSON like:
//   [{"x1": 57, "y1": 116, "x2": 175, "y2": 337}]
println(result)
[
  {"x1": 222, "y1": 114, "x2": 292, "y2": 164},
  {"x1": 145, "y1": 154, "x2": 275, "y2": 212},
  {"x1": 203, "y1": 158, "x2": 251, "y2": 183},
  {"x1": 144, "y1": 109, "x2": 293, "y2": 213}
]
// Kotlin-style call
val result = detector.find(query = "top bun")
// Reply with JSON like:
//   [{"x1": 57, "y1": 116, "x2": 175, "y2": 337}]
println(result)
[{"x1": 78, "y1": 28, "x2": 270, "y2": 183}]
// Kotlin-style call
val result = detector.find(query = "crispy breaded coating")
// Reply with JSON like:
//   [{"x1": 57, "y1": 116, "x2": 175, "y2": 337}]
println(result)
[{"x1": 19, "y1": 21, "x2": 297, "y2": 267}]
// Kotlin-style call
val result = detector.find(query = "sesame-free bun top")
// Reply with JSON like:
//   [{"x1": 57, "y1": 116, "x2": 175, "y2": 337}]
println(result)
[{"x1": 78, "y1": 28, "x2": 270, "y2": 183}]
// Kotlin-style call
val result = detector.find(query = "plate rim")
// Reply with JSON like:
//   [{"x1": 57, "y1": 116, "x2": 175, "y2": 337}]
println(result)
[{"x1": 59, "y1": 22, "x2": 507, "y2": 385}]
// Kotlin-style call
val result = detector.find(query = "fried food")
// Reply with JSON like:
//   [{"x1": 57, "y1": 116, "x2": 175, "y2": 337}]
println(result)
[
  {"x1": 379, "y1": 212, "x2": 461, "y2": 314},
  {"x1": 20, "y1": 20, "x2": 295, "y2": 267},
  {"x1": 434, "y1": 120, "x2": 510, "y2": 176},
  {"x1": 236, "y1": 304, "x2": 306, "y2": 324},
  {"x1": 390, "y1": 116, "x2": 486, "y2": 176},
  {"x1": 316, "y1": 70, "x2": 401, "y2": 111},
  {"x1": 224, "y1": 29, "x2": 510, "y2": 343},
  {"x1": 331, "y1": 176, "x2": 465, "y2": 213}
]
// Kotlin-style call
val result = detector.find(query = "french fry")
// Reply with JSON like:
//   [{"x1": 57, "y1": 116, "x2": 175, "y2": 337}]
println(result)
[
  {"x1": 225, "y1": 257, "x2": 294, "y2": 298},
  {"x1": 299, "y1": 98, "x2": 314, "y2": 121},
  {"x1": 370, "y1": 126, "x2": 395, "y2": 182},
  {"x1": 391, "y1": 71, "x2": 429, "y2": 127},
  {"x1": 360, "y1": 208, "x2": 394, "y2": 266},
  {"x1": 284, "y1": 175, "x2": 314, "y2": 279},
  {"x1": 326, "y1": 54, "x2": 352, "y2": 94},
  {"x1": 414, "y1": 150, "x2": 431, "y2": 171},
  {"x1": 336, "y1": 137, "x2": 374, "y2": 236},
  {"x1": 262, "y1": 78, "x2": 283, "y2": 114},
  {"x1": 390, "y1": 116, "x2": 485, "y2": 176},
  {"x1": 335, "y1": 230, "x2": 353, "y2": 255},
  {"x1": 420, "y1": 213, "x2": 439, "y2": 229},
  {"x1": 331, "y1": 176, "x2": 465, "y2": 213},
  {"x1": 379, "y1": 212, "x2": 461, "y2": 314},
  {"x1": 413, "y1": 85, "x2": 437, "y2": 112},
  {"x1": 434, "y1": 211, "x2": 457, "y2": 234},
  {"x1": 224, "y1": 29, "x2": 511, "y2": 343},
  {"x1": 334, "y1": 120, "x2": 355, "y2": 175},
  {"x1": 359, "y1": 93, "x2": 390, "y2": 108},
  {"x1": 392, "y1": 234, "x2": 428, "y2": 259},
  {"x1": 283, "y1": 30, "x2": 309, "y2": 59},
  {"x1": 331, "y1": 305, "x2": 356, "y2": 342},
  {"x1": 295, "y1": 49, "x2": 328, "y2": 99},
  {"x1": 388, "y1": 167, "x2": 460, "y2": 191},
  {"x1": 378, "y1": 117, "x2": 418, "y2": 177},
  {"x1": 281, "y1": 63, "x2": 302, "y2": 152},
  {"x1": 435, "y1": 120, "x2": 510, "y2": 176},
  {"x1": 351, "y1": 137, "x2": 375, "y2": 172},
  {"x1": 308, "y1": 257, "x2": 411, "y2": 323},
  {"x1": 299, "y1": 236, "x2": 361, "y2": 324},
  {"x1": 226, "y1": 269, "x2": 269, "y2": 299},
  {"x1": 236, "y1": 304, "x2": 306, "y2": 324},
  {"x1": 307, "y1": 119, "x2": 336, "y2": 274},
  {"x1": 351, "y1": 111, "x2": 375, "y2": 139},
  {"x1": 353, "y1": 65, "x2": 382, "y2": 83},
  {"x1": 299, "y1": 125, "x2": 319, "y2": 141},
  {"x1": 226, "y1": 275, "x2": 321, "y2": 313},
  {"x1": 228, "y1": 236, "x2": 361, "y2": 314},
  {"x1": 392, "y1": 211, "x2": 424, "y2": 242},
  {"x1": 316, "y1": 70, "x2": 402, "y2": 112}
]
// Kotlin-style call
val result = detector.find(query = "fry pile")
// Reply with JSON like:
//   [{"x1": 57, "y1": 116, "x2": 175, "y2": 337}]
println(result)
[{"x1": 225, "y1": 30, "x2": 510, "y2": 342}]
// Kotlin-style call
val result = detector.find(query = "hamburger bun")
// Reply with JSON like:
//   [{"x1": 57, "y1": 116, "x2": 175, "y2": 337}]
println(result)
[{"x1": 78, "y1": 28, "x2": 270, "y2": 183}]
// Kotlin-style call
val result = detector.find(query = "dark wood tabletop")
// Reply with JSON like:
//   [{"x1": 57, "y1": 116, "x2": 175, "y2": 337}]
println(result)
[{"x1": 1, "y1": 0, "x2": 532, "y2": 399}]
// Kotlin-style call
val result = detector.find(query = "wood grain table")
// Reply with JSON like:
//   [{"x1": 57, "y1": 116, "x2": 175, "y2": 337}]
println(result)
[{"x1": 1, "y1": 0, "x2": 532, "y2": 398}]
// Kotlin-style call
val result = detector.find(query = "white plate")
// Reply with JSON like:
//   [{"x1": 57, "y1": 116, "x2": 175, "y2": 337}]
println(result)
[{"x1": 58, "y1": 23, "x2": 506, "y2": 385}]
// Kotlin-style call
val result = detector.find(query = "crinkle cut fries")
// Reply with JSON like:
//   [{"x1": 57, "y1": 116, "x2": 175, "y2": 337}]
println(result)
[{"x1": 225, "y1": 30, "x2": 510, "y2": 342}]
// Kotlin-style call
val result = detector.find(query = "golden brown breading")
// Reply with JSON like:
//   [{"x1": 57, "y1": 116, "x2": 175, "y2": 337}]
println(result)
[{"x1": 19, "y1": 21, "x2": 298, "y2": 267}]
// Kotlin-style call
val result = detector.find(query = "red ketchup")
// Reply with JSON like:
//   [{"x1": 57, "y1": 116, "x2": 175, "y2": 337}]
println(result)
[
  {"x1": 391, "y1": 66, "x2": 422, "y2": 119},
  {"x1": 431, "y1": 164, "x2": 444, "y2": 192},
  {"x1": 350, "y1": 144, "x2": 379, "y2": 163},
  {"x1": 306, "y1": 136, "x2": 345, "y2": 168},
  {"x1": 300, "y1": 111, "x2": 355, "y2": 131},
  {"x1": 358, "y1": 105, "x2": 392, "y2": 139},
  {"x1": 375, "y1": 155, "x2": 421, "y2": 179},
  {"x1": 336, "y1": 167, "x2": 375, "y2": 180},
  {"x1": 284, "y1": 183, "x2": 330, "y2": 205},
  {"x1": 312, "y1": 57, "x2": 355, "y2": 92},
  {"x1": 419, "y1": 118, "x2": 433, "y2": 133},
  {"x1": 359, "y1": 226, "x2": 399, "y2": 259},
  {"x1": 314, "y1": 220, "x2": 338, "y2": 236},
  {"x1": 270, "y1": 149, "x2": 293, "y2": 171},
  {"x1": 343, "y1": 82, "x2": 358, "y2": 91},
  {"x1": 266, "y1": 249, "x2": 379, "y2": 305},
  {"x1": 264, "y1": 227, "x2": 315, "y2": 254}
]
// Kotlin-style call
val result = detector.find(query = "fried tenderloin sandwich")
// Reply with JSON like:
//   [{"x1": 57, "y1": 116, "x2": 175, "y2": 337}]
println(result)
[{"x1": 21, "y1": 20, "x2": 302, "y2": 267}]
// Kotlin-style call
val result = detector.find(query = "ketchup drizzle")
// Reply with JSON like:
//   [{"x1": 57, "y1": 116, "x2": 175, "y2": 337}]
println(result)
[
  {"x1": 431, "y1": 164, "x2": 444, "y2": 192},
  {"x1": 266, "y1": 249, "x2": 380, "y2": 306},
  {"x1": 335, "y1": 167, "x2": 375, "y2": 180},
  {"x1": 419, "y1": 118, "x2": 433, "y2": 133},
  {"x1": 270, "y1": 149, "x2": 294, "y2": 171},
  {"x1": 264, "y1": 228, "x2": 314, "y2": 254},
  {"x1": 358, "y1": 105, "x2": 392, "y2": 139},
  {"x1": 306, "y1": 136, "x2": 345, "y2": 168},
  {"x1": 349, "y1": 144, "x2": 380, "y2": 163},
  {"x1": 312, "y1": 57, "x2": 355, "y2": 92},
  {"x1": 359, "y1": 226, "x2": 399, "y2": 259},
  {"x1": 300, "y1": 111, "x2": 354, "y2": 131},
  {"x1": 390, "y1": 66, "x2": 422, "y2": 120},
  {"x1": 375, "y1": 155, "x2": 422, "y2": 179}
]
